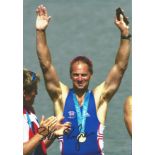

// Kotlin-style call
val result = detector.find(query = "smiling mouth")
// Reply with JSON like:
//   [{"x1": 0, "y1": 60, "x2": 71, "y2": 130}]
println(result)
[
  {"x1": 77, "y1": 84, "x2": 85, "y2": 88},
  {"x1": 77, "y1": 83, "x2": 83, "y2": 85}
]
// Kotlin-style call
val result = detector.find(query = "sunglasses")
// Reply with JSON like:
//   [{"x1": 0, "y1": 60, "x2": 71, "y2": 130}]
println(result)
[
  {"x1": 31, "y1": 72, "x2": 37, "y2": 81},
  {"x1": 24, "y1": 71, "x2": 38, "y2": 93}
]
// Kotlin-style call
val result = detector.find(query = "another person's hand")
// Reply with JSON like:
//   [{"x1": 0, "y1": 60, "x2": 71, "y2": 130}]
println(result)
[
  {"x1": 38, "y1": 115, "x2": 57, "y2": 139},
  {"x1": 53, "y1": 116, "x2": 71, "y2": 137},
  {"x1": 36, "y1": 4, "x2": 51, "y2": 31},
  {"x1": 38, "y1": 115, "x2": 71, "y2": 140}
]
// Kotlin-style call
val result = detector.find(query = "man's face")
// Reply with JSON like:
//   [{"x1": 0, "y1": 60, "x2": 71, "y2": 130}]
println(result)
[{"x1": 70, "y1": 62, "x2": 92, "y2": 90}]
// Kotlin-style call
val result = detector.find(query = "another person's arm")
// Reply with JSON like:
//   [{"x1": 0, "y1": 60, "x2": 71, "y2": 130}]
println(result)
[
  {"x1": 36, "y1": 5, "x2": 68, "y2": 116},
  {"x1": 124, "y1": 96, "x2": 132, "y2": 137},
  {"x1": 23, "y1": 116, "x2": 57, "y2": 155},
  {"x1": 23, "y1": 133, "x2": 44, "y2": 155},
  {"x1": 44, "y1": 117, "x2": 71, "y2": 148},
  {"x1": 23, "y1": 115, "x2": 71, "y2": 154}
]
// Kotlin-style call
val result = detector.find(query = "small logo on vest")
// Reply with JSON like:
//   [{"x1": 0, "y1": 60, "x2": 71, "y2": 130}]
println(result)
[
  {"x1": 84, "y1": 112, "x2": 90, "y2": 117},
  {"x1": 68, "y1": 111, "x2": 75, "y2": 119}
]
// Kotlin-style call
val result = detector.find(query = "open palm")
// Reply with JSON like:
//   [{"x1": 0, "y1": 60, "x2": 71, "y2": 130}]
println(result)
[{"x1": 36, "y1": 5, "x2": 51, "y2": 30}]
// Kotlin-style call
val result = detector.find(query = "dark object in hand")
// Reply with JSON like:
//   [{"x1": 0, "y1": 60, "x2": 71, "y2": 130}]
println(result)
[{"x1": 116, "y1": 7, "x2": 129, "y2": 25}]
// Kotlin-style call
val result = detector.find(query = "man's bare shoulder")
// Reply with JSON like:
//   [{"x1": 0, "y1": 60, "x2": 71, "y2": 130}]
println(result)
[
  {"x1": 93, "y1": 82, "x2": 106, "y2": 106},
  {"x1": 60, "y1": 82, "x2": 69, "y2": 103},
  {"x1": 93, "y1": 81, "x2": 105, "y2": 95}
]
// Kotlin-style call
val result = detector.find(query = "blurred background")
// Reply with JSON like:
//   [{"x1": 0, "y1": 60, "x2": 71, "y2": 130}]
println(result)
[{"x1": 23, "y1": 0, "x2": 132, "y2": 154}]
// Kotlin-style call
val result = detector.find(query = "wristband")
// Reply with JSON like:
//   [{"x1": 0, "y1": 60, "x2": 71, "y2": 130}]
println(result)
[{"x1": 121, "y1": 34, "x2": 132, "y2": 40}]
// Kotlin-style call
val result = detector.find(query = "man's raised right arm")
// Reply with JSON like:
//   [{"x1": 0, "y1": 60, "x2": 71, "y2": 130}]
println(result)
[{"x1": 36, "y1": 5, "x2": 63, "y2": 102}]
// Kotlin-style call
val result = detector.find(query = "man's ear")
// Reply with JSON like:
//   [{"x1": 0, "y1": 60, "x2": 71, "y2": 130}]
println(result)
[{"x1": 90, "y1": 73, "x2": 93, "y2": 79}]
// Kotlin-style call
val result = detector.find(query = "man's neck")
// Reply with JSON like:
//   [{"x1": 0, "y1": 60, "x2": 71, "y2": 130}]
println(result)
[
  {"x1": 73, "y1": 88, "x2": 88, "y2": 106},
  {"x1": 73, "y1": 87, "x2": 87, "y2": 95}
]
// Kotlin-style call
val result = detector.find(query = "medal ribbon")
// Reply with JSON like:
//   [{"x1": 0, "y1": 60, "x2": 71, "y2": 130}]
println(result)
[{"x1": 72, "y1": 89, "x2": 90, "y2": 134}]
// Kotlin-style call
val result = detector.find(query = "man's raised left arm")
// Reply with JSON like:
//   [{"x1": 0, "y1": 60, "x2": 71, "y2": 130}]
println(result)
[{"x1": 94, "y1": 9, "x2": 131, "y2": 105}]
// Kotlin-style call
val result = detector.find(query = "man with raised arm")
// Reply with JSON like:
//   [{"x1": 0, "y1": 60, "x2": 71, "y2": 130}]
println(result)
[{"x1": 36, "y1": 4, "x2": 131, "y2": 155}]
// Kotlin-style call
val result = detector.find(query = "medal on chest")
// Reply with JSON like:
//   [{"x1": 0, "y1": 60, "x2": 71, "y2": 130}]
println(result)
[
  {"x1": 77, "y1": 133, "x2": 87, "y2": 143},
  {"x1": 72, "y1": 89, "x2": 90, "y2": 143}
]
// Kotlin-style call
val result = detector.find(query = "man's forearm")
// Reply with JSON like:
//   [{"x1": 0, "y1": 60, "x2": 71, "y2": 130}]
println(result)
[
  {"x1": 115, "y1": 35, "x2": 131, "y2": 71},
  {"x1": 36, "y1": 30, "x2": 52, "y2": 70}
]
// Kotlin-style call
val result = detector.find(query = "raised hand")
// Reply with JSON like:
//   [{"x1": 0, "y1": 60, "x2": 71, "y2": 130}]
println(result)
[
  {"x1": 36, "y1": 4, "x2": 51, "y2": 30},
  {"x1": 115, "y1": 10, "x2": 129, "y2": 36}
]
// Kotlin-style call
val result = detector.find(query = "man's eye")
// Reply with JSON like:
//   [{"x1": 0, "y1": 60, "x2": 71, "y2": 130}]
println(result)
[
  {"x1": 73, "y1": 74, "x2": 78, "y2": 77},
  {"x1": 82, "y1": 74, "x2": 87, "y2": 77}
]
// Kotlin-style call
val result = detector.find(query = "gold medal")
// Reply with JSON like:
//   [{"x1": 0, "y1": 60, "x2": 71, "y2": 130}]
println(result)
[{"x1": 77, "y1": 133, "x2": 86, "y2": 143}]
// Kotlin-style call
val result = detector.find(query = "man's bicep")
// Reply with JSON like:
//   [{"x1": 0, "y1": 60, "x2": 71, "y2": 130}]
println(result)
[
  {"x1": 43, "y1": 65, "x2": 62, "y2": 97},
  {"x1": 104, "y1": 65, "x2": 124, "y2": 100}
]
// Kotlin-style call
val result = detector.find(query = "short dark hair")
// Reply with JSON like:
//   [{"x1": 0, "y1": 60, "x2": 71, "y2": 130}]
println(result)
[
  {"x1": 70, "y1": 56, "x2": 93, "y2": 74},
  {"x1": 23, "y1": 68, "x2": 40, "y2": 93}
]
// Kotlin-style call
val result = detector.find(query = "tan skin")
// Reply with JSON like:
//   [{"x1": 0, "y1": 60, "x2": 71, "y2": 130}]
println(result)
[
  {"x1": 70, "y1": 62, "x2": 92, "y2": 106},
  {"x1": 36, "y1": 5, "x2": 131, "y2": 125},
  {"x1": 124, "y1": 96, "x2": 132, "y2": 137},
  {"x1": 23, "y1": 87, "x2": 71, "y2": 155}
]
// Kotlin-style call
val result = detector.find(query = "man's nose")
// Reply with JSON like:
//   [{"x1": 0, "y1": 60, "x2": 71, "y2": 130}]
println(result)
[{"x1": 77, "y1": 75, "x2": 82, "y2": 81}]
